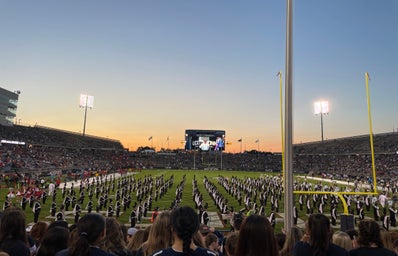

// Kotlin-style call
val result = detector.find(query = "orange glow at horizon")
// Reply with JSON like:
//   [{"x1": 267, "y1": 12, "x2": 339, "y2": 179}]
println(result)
[{"x1": 109, "y1": 134, "x2": 283, "y2": 153}]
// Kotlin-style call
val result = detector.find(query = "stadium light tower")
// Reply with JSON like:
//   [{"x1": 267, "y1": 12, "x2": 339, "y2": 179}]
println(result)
[
  {"x1": 314, "y1": 100, "x2": 329, "y2": 142},
  {"x1": 80, "y1": 94, "x2": 94, "y2": 136}
]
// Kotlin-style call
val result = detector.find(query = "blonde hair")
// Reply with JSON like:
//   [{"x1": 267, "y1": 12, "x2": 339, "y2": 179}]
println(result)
[
  {"x1": 380, "y1": 230, "x2": 398, "y2": 251},
  {"x1": 127, "y1": 229, "x2": 146, "y2": 251},
  {"x1": 143, "y1": 211, "x2": 172, "y2": 256},
  {"x1": 280, "y1": 226, "x2": 304, "y2": 256},
  {"x1": 332, "y1": 231, "x2": 352, "y2": 251}
]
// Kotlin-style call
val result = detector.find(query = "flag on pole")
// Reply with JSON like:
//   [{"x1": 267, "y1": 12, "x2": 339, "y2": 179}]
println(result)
[
  {"x1": 148, "y1": 136, "x2": 153, "y2": 141},
  {"x1": 237, "y1": 138, "x2": 242, "y2": 142}
]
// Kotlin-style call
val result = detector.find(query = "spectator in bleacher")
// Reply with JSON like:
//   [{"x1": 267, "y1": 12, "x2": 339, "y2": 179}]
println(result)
[
  {"x1": 349, "y1": 219, "x2": 395, "y2": 256},
  {"x1": 274, "y1": 232, "x2": 286, "y2": 251},
  {"x1": 0, "y1": 207, "x2": 30, "y2": 256},
  {"x1": 36, "y1": 226, "x2": 69, "y2": 256},
  {"x1": 30, "y1": 221, "x2": 48, "y2": 250},
  {"x1": 223, "y1": 232, "x2": 239, "y2": 256},
  {"x1": 192, "y1": 231, "x2": 205, "y2": 248},
  {"x1": 127, "y1": 229, "x2": 147, "y2": 255},
  {"x1": 127, "y1": 227, "x2": 138, "y2": 244},
  {"x1": 293, "y1": 213, "x2": 348, "y2": 256},
  {"x1": 198, "y1": 224, "x2": 224, "y2": 252},
  {"x1": 380, "y1": 230, "x2": 398, "y2": 253},
  {"x1": 137, "y1": 211, "x2": 172, "y2": 256},
  {"x1": 345, "y1": 229, "x2": 359, "y2": 250},
  {"x1": 204, "y1": 233, "x2": 219, "y2": 254},
  {"x1": 55, "y1": 213, "x2": 114, "y2": 256},
  {"x1": 99, "y1": 217, "x2": 131, "y2": 256},
  {"x1": 332, "y1": 231, "x2": 353, "y2": 251},
  {"x1": 235, "y1": 214, "x2": 279, "y2": 256},
  {"x1": 151, "y1": 206, "x2": 216, "y2": 256},
  {"x1": 279, "y1": 226, "x2": 303, "y2": 256}
]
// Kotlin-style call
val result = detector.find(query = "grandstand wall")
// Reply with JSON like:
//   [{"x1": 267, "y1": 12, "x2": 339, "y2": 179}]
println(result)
[{"x1": 0, "y1": 87, "x2": 19, "y2": 126}]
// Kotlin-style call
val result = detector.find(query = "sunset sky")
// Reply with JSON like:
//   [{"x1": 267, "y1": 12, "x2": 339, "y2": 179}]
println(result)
[{"x1": 1, "y1": 1, "x2": 397, "y2": 153}]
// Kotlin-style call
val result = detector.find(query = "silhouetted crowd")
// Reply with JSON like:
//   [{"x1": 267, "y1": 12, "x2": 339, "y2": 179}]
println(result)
[{"x1": 1, "y1": 206, "x2": 398, "y2": 256}]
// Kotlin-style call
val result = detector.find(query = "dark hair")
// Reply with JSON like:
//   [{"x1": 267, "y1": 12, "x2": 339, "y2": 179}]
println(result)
[
  {"x1": 232, "y1": 212, "x2": 244, "y2": 231},
  {"x1": 357, "y1": 219, "x2": 383, "y2": 248},
  {"x1": 236, "y1": 214, "x2": 279, "y2": 256},
  {"x1": 224, "y1": 232, "x2": 239, "y2": 256},
  {"x1": 0, "y1": 207, "x2": 27, "y2": 244},
  {"x1": 307, "y1": 213, "x2": 331, "y2": 256},
  {"x1": 345, "y1": 229, "x2": 359, "y2": 240},
  {"x1": 171, "y1": 206, "x2": 199, "y2": 255},
  {"x1": 68, "y1": 213, "x2": 106, "y2": 256},
  {"x1": 393, "y1": 238, "x2": 398, "y2": 249},
  {"x1": 205, "y1": 233, "x2": 218, "y2": 248},
  {"x1": 48, "y1": 220, "x2": 69, "y2": 230},
  {"x1": 275, "y1": 232, "x2": 286, "y2": 250},
  {"x1": 36, "y1": 226, "x2": 69, "y2": 256}
]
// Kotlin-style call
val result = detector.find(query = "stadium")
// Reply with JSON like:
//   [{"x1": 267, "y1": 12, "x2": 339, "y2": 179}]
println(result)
[{"x1": 1, "y1": 87, "x2": 398, "y2": 254}]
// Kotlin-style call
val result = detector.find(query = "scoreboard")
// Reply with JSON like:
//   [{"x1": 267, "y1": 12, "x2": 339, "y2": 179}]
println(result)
[{"x1": 185, "y1": 129, "x2": 225, "y2": 151}]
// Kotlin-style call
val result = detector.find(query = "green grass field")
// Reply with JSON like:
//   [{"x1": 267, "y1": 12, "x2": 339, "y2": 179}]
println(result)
[{"x1": 0, "y1": 169, "x2": 386, "y2": 233}]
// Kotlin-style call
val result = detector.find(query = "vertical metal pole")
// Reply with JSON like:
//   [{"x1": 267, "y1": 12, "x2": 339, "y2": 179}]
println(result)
[
  {"x1": 320, "y1": 113, "x2": 324, "y2": 142},
  {"x1": 240, "y1": 140, "x2": 242, "y2": 153},
  {"x1": 284, "y1": 0, "x2": 294, "y2": 231},
  {"x1": 220, "y1": 150, "x2": 223, "y2": 170},
  {"x1": 194, "y1": 150, "x2": 196, "y2": 170},
  {"x1": 279, "y1": 71, "x2": 285, "y2": 180},
  {"x1": 82, "y1": 95, "x2": 88, "y2": 136}
]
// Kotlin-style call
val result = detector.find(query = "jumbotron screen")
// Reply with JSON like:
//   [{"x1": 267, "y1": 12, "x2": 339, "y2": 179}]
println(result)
[{"x1": 185, "y1": 129, "x2": 225, "y2": 151}]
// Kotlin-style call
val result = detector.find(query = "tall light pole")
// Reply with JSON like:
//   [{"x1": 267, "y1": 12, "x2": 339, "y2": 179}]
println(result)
[
  {"x1": 255, "y1": 139, "x2": 260, "y2": 152},
  {"x1": 80, "y1": 94, "x2": 94, "y2": 136},
  {"x1": 314, "y1": 101, "x2": 329, "y2": 142}
]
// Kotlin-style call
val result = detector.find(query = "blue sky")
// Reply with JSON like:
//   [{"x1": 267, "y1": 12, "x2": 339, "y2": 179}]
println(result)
[{"x1": 1, "y1": 0, "x2": 397, "y2": 152}]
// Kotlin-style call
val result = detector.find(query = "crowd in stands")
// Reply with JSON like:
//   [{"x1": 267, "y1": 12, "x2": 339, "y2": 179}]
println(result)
[
  {"x1": 1, "y1": 206, "x2": 398, "y2": 256},
  {"x1": 2, "y1": 124, "x2": 398, "y2": 183}
]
